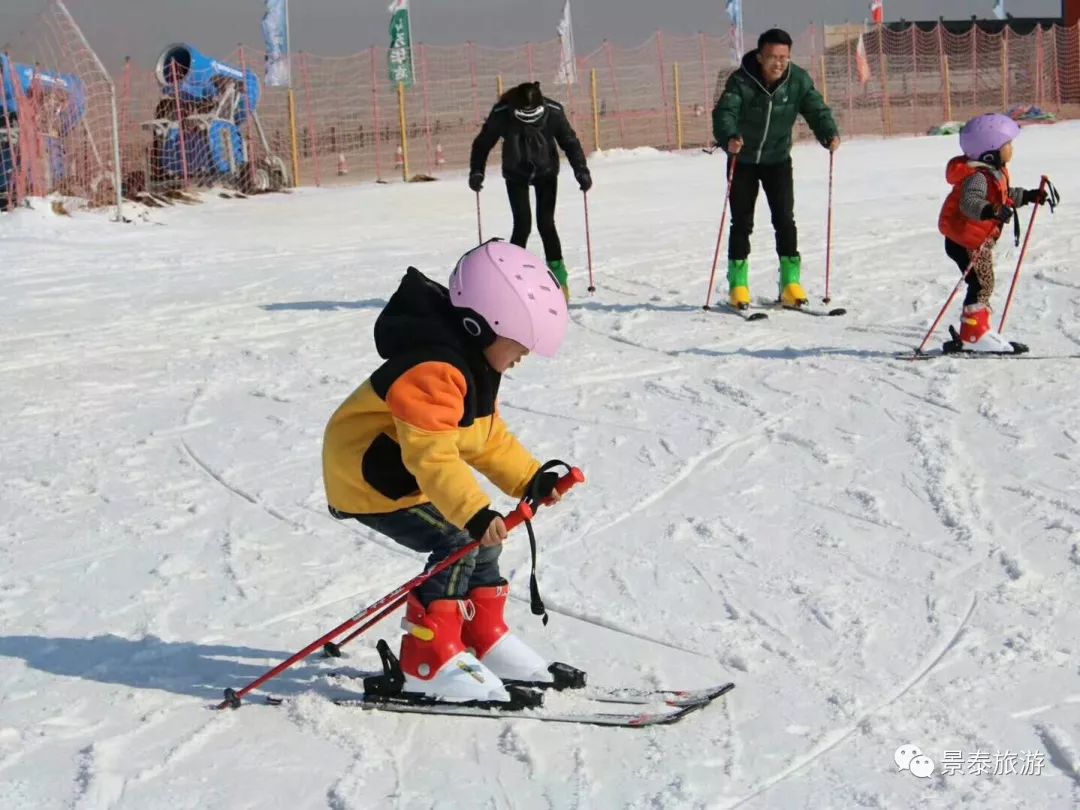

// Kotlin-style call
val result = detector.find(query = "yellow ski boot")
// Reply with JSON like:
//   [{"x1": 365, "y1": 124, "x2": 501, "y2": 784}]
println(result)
[
  {"x1": 727, "y1": 259, "x2": 751, "y2": 310},
  {"x1": 778, "y1": 256, "x2": 808, "y2": 308}
]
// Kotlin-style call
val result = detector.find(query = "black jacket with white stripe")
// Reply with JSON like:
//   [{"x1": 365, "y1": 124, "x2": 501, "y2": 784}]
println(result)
[{"x1": 469, "y1": 97, "x2": 588, "y2": 183}]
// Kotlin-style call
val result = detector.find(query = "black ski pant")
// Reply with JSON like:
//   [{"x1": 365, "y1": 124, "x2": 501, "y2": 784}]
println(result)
[
  {"x1": 507, "y1": 176, "x2": 562, "y2": 262},
  {"x1": 333, "y1": 503, "x2": 504, "y2": 607},
  {"x1": 727, "y1": 157, "x2": 798, "y2": 261}
]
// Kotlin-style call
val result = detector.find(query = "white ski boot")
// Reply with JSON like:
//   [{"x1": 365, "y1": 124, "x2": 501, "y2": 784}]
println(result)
[{"x1": 461, "y1": 585, "x2": 553, "y2": 683}]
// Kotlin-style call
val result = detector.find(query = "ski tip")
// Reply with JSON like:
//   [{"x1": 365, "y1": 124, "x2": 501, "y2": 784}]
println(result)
[
  {"x1": 827, "y1": 308, "x2": 847, "y2": 316},
  {"x1": 746, "y1": 312, "x2": 768, "y2": 321}
]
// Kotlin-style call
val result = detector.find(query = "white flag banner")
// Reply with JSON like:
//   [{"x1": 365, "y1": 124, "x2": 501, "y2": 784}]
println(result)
[
  {"x1": 993, "y1": 0, "x2": 1007, "y2": 20},
  {"x1": 262, "y1": 0, "x2": 290, "y2": 87},
  {"x1": 555, "y1": 0, "x2": 577, "y2": 85}
]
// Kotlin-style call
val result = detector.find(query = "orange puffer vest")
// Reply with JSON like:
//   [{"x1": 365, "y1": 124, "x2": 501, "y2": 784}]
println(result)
[{"x1": 938, "y1": 157, "x2": 1012, "y2": 250}]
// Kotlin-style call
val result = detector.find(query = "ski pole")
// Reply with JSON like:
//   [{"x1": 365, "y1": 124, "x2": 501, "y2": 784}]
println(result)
[
  {"x1": 703, "y1": 156, "x2": 738, "y2": 310},
  {"x1": 823, "y1": 150, "x2": 835, "y2": 304},
  {"x1": 583, "y1": 190, "x2": 596, "y2": 293},
  {"x1": 913, "y1": 242, "x2": 989, "y2": 356},
  {"x1": 476, "y1": 190, "x2": 483, "y2": 244},
  {"x1": 998, "y1": 176, "x2": 1058, "y2": 334},
  {"x1": 324, "y1": 466, "x2": 585, "y2": 658},
  {"x1": 219, "y1": 501, "x2": 538, "y2": 710},
  {"x1": 216, "y1": 467, "x2": 585, "y2": 709}
]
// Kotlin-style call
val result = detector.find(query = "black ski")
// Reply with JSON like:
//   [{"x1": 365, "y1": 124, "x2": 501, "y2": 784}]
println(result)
[
  {"x1": 263, "y1": 682, "x2": 734, "y2": 727},
  {"x1": 713, "y1": 303, "x2": 768, "y2": 321},
  {"x1": 756, "y1": 298, "x2": 846, "y2": 317},
  {"x1": 902, "y1": 350, "x2": 1073, "y2": 361}
]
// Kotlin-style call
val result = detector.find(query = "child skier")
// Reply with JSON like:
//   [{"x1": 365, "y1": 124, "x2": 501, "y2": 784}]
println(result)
[
  {"x1": 469, "y1": 81, "x2": 591, "y2": 302},
  {"x1": 938, "y1": 113, "x2": 1048, "y2": 352},
  {"x1": 322, "y1": 240, "x2": 569, "y2": 703}
]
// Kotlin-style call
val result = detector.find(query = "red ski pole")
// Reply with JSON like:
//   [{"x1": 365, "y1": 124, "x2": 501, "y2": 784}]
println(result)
[
  {"x1": 998, "y1": 176, "x2": 1055, "y2": 334},
  {"x1": 324, "y1": 466, "x2": 585, "y2": 657},
  {"x1": 823, "y1": 150, "x2": 835, "y2": 304},
  {"x1": 217, "y1": 467, "x2": 585, "y2": 709},
  {"x1": 703, "y1": 156, "x2": 738, "y2": 310},
  {"x1": 583, "y1": 190, "x2": 596, "y2": 293},
  {"x1": 913, "y1": 243, "x2": 989, "y2": 356}
]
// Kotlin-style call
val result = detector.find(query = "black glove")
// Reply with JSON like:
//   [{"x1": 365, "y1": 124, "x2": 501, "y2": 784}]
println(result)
[
  {"x1": 1022, "y1": 188, "x2": 1048, "y2": 206},
  {"x1": 465, "y1": 507, "x2": 501, "y2": 541},
  {"x1": 980, "y1": 203, "x2": 1012, "y2": 224},
  {"x1": 574, "y1": 169, "x2": 592, "y2": 193},
  {"x1": 468, "y1": 172, "x2": 484, "y2": 192},
  {"x1": 526, "y1": 470, "x2": 560, "y2": 502}
]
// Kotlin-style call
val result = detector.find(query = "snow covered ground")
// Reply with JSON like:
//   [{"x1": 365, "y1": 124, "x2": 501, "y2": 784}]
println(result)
[{"x1": 2, "y1": 122, "x2": 1080, "y2": 809}]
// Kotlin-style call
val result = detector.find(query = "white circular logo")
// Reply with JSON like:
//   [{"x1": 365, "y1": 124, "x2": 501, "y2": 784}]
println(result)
[{"x1": 461, "y1": 317, "x2": 482, "y2": 337}]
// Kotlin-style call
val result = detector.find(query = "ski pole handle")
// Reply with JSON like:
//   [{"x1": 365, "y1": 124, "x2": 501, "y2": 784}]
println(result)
[
  {"x1": 505, "y1": 467, "x2": 586, "y2": 530},
  {"x1": 504, "y1": 501, "x2": 535, "y2": 532}
]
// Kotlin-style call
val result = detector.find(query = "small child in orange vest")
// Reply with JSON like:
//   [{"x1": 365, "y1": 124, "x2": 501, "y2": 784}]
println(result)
[{"x1": 937, "y1": 113, "x2": 1048, "y2": 353}]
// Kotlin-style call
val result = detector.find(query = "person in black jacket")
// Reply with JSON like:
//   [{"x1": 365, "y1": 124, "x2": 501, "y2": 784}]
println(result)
[{"x1": 469, "y1": 81, "x2": 591, "y2": 301}]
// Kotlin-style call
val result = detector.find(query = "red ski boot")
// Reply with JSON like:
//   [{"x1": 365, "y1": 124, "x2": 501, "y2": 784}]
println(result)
[{"x1": 398, "y1": 593, "x2": 508, "y2": 702}]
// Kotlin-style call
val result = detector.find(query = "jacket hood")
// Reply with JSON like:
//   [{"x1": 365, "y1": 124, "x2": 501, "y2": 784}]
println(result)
[{"x1": 374, "y1": 267, "x2": 474, "y2": 360}]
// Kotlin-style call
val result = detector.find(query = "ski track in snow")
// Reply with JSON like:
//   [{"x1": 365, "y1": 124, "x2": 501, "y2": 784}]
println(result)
[
  {"x1": 3, "y1": 127, "x2": 1080, "y2": 808},
  {"x1": 721, "y1": 595, "x2": 978, "y2": 808}
]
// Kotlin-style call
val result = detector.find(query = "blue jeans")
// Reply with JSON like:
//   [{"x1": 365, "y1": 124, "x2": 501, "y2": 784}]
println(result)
[{"x1": 334, "y1": 503, "x2": 505, "y2": 606}]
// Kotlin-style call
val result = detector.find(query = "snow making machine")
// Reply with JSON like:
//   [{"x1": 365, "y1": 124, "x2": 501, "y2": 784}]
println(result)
[
  {"x1": 142, "y1": 43, "x2": 289, "y2": 193},
  {"x1": 0, "y1": 54, "x2": 86, "y2": 207}
]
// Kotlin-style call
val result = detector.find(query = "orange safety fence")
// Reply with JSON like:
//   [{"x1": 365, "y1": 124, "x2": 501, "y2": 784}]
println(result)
[{"x1": 4, "y1": 17, "x2": 1078, "y2": 207}]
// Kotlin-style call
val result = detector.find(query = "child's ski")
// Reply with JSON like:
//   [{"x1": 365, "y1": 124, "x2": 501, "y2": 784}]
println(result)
[
  {"x1": 324, "y1": 667, "x2": 730, "y2": 708},
  {"x1": 263, "y1": 682, "x2": 734, "y2": 728}
]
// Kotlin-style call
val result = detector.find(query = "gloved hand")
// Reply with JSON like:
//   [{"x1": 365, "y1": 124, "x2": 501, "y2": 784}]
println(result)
[
  {"x1": 981, "y1": 203, "x2": 1012, "y2": 224},
  {"x1": 527, "y1": 470, "x2": 561, "y2": 502},
  {"x1": 468, "y1": 172, "x2": 484, "y2": 192},
  {"x1": 465, "y1": 507, "x2": 507, "y2": 546},
  {"x1": 1022, "y1": 187, "x2": 1048, "y2": 206},
  {"x1": 574, "y1": 169, "x2": 592, "y2": 193}
]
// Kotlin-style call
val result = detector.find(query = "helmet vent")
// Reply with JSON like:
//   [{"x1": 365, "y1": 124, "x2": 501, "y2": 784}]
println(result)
[
  {"x1": 527, "y1": 292, "x2": 536, "y2": 300},
  {"x1": 522, "y1": 264, "x2": 535, "y2": 269},
  {"x1": 548, "y1": 308, "x2": 559, "y2": 316},
  {"x1": 515, "y1": 274, "x2": 524, "y2": 280}
]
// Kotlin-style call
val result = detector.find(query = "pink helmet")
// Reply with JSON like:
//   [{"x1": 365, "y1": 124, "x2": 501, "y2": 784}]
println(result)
[{"x1": 448, "y1": 240, "x2": 568, "y2": 357}]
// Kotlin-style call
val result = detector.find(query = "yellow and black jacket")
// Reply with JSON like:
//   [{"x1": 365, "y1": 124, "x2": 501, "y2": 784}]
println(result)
[{"x1": 322, "y1": 268, "x2": 540, "y2": 535}]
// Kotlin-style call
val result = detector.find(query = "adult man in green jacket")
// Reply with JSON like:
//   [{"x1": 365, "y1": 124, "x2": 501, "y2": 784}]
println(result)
[{"x1": 712, "y1": 28, "x2": 840, "y2": 309}]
